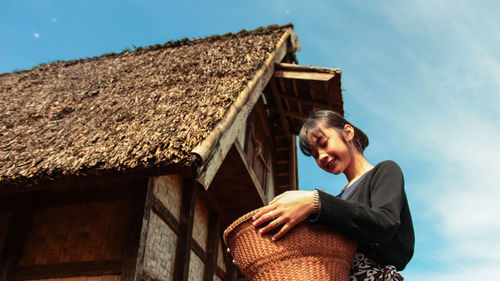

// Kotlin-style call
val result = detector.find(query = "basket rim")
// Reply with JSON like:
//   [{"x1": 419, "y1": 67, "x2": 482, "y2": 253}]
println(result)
[{"x1": 223, "y1": 208, "x2": 262, "y2": 246}]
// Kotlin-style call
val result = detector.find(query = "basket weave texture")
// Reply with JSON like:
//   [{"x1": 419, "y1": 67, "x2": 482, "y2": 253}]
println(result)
[{"x1": 223, "y1": 208, "x2": 357, "y2": 281}]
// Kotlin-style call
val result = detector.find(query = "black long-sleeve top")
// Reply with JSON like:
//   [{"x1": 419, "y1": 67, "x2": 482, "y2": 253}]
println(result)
[{"x1": 313, "y1": 160, "x2": 415, "y2": 270}]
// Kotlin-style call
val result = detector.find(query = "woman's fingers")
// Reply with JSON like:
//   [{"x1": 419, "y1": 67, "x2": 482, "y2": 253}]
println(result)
[
  {"x1": 257, "y1": 217, "x2": 285, "y2": 235},
  {"x1": 272, "y1": 222, "x2": 293, "y2": 241},
  {"x1": 252, "y1": 206, "x2": 277, "y2": 227}
]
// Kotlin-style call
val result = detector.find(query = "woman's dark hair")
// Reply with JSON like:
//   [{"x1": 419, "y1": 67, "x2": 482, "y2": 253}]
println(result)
[{"x1": 298, "y1": 110, "x2": 369, "y2": 156}]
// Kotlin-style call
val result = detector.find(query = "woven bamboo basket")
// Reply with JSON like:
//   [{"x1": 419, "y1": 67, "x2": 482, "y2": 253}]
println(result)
[{"x1": 223, "y1": 208, "x2": 357, "y2": 281}]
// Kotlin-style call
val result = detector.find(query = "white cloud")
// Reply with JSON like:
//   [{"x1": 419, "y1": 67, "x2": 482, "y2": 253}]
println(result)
[
  {"x1": 33, "y1": 33, "x2": 40, "y2": 38},
  {"x1": 51, "y1": 17, "x2": 58, "y2": 23},
  {"x1": 361, "y1": 1, "x2": 500, "y2": 279}
]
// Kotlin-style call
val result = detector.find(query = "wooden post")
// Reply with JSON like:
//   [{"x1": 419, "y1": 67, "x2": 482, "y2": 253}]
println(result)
[
  {"x1": 133, "y1": 179, "x2": 155, "y2": 281},
  {"x1": 0, "y1": 194, "x2": 35, "y2": 281},
  {"x1": 203, "y1": 212, "x2": 220, "y2": 281},
  {"x1": 121, "y1": 183, "x2": 148, "y2": 281},
  {"x1": 172, "y1": 179, "x2": 197, "y2": 281}
]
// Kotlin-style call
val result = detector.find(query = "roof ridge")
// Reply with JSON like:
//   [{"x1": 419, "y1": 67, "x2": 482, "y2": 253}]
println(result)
[{"x1": 0, "y1": 23, "x2": 294, "y2": 76}]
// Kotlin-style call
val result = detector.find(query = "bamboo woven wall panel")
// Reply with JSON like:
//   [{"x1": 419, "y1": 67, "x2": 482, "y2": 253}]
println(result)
[
  {"x1": 153, "y1": 175, "x2": 182, "y2": 221},
  {"x1": 144, "y1": 211, "x2": 177, "y2": 281},
  {"x1": 216, "y1": 238, "x2": 226, "y2": 273},
  {"x1": 187, "y1": 250, "x2": 205, "y2": 281},
  {"x1": 25, "y1": 275, "x2": 120, "y2": 281},
  {"x1": 18, "y1": 200, "x2": 131, "y2": 266},
  {"x1": 0, "y1": 212, "x2": 11, "y2": 252},
  {"x1": 192, "y1": 197, "x2": 209, "y2": 252}
]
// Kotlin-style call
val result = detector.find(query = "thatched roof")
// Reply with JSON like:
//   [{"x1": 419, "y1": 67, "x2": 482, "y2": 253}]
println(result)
[{"x1": 0, "y1": 24, "x2": 296, "y2": 186}]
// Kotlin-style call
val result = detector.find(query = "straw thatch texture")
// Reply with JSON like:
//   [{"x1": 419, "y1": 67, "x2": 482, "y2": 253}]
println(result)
[{"x1": 0, "y1": 24, "x2": 293, "y2": 185}]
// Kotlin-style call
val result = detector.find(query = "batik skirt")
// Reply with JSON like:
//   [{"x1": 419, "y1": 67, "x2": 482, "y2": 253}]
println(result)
[{"x1": 349, "y1": 253, "x2": 404, "y2": 281}]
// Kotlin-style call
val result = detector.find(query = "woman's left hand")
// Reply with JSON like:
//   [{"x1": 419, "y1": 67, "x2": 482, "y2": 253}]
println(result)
[{"x1": 252, "y1": 190, "x2": 315, "y2": 241}]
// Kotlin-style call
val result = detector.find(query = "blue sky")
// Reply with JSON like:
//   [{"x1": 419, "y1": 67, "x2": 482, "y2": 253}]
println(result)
[{"x1": 1, "y1": 0, "x2": 499, "y2": 280}]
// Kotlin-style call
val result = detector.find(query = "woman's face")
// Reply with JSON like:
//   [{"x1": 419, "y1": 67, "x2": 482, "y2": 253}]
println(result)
[{"x1": 308, "y1": 125, "x2": 353, "y2": 175}]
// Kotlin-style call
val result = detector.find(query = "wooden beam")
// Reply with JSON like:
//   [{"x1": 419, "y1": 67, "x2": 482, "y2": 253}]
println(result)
[
  {"x1": 13, "y1": 260, "x2": 122, "y2": 280},
  {"x1": 191, "y1": 239, "x2": 207, "y2": 264},
  {"x1": 203, "y1": 212, "x2": 220, "y2": 281},
  {"x1": 34, "y1": 179, "x2": 142, "y2": 209},
  {"x1": 0, "y1": 165, "x2": 191, "y2": 196},
  {"x1": 275, "y1": 62, "x2": 341, "y2": 74},
  {"x1": 151, "y1": 195, "x2": 181, "y2": 234},
  {"x1": 233, "y1": 141, "x2": 266, "y2": 205},
  {"x1": 0, "y1": 194, "x2": 35, "y2": 281},
  {"x1": 274, "y1": 70, "x2": 335, "y2": 82},
  {"x1": 172, "y1": 179, "x2": 197, "y2": 281},
  {"x1": 132, "y1": 178, "x2": 155, "y2": 281},
  {"x1": 269, "y1": 78, "x2": 291, "y2": 137}
]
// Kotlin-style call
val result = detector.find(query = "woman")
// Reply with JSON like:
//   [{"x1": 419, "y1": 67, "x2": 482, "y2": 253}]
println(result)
[{"x1": 251, "y1": 110, "x2": 414, "y2": 280}]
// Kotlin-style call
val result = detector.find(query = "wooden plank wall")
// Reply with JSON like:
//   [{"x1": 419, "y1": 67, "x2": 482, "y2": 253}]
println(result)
[
  {"x1": 0, "y1": 175, "x2": 234, "y2": 281},
  {"x1": 0, "y1": 179, "x2": 147, "y2": 281}
]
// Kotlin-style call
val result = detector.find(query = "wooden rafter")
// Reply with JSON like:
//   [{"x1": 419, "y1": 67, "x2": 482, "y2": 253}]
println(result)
[
  {"x1": 269, "y1": 109, "x2": 306, "y2": 121},
  {"x1": 280, "y1": 95, "x2": 330, "y2": 109},
  {"x1": 269, "y1": 78, "x2": 291, "y2": 136},
  {"x1": 291, "y1": 79, "x2": 303, "y2": 115}
]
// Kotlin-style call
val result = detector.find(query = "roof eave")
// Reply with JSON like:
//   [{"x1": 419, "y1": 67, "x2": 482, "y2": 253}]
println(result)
[{"x1": 191, "y1": 28, "x2": 299, "y2": 190}]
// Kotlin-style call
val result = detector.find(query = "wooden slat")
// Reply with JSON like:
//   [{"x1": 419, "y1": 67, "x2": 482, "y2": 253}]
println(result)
[
  {"x1": 13, "y1": 260, "x2": 122, "y2": 280},
  {"x1": 173, "y1": 179, "x2": 197, "y2": 281},
  {"x1": 275, "y1": 70, "x2": 335, "y2": 81},
  {"x1": 276, "y1": 160, "x2": 289, "y2": 165}
]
